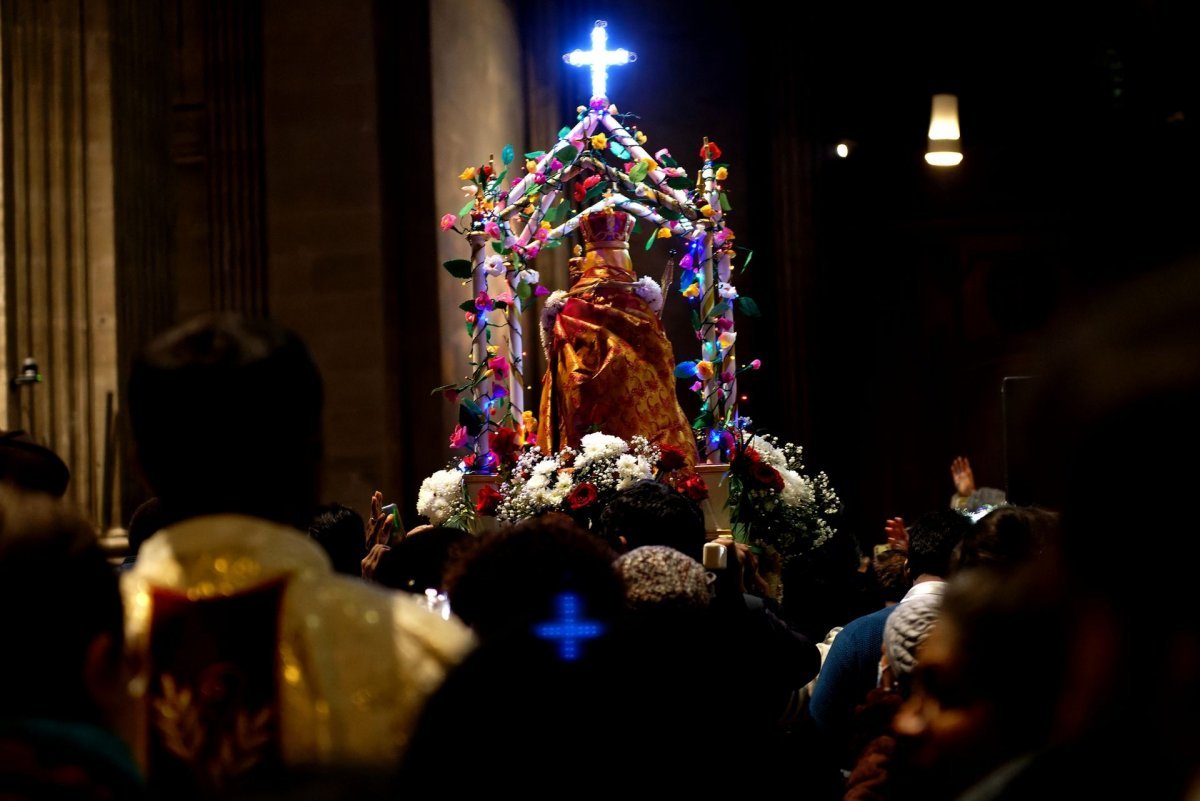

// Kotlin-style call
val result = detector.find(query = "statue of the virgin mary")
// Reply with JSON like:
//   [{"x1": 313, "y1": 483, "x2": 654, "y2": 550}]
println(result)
[{"x1": 538, "y1": 208, "x2": 695, "y2": 463}]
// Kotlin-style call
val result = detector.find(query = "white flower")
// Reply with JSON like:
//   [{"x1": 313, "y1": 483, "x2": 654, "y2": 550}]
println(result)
[
  {"x1": 718, "y1": 281, "x2": 738, "y2": 300},
  {"x1": 748, "y1": 436, "x2": 788, "y2": 470},
  {"x1": 417, "y1": 469, "x2": 465, "y2": 526},
  {"x1": 780, "y1": 469, "x2": 814, "y2": 507},
  {"x1": 462, "y1": 184, "x2": 478, "y2": 196},
  {"x1": 633, "y1": 276, "x2": 663, "y2": 314},
  {"x1": 615, "y1": 454, "x2": 653, "y2": 490},
  {"x1": 484, "y1": 255, "x2": 506, "y2": 276},
  {"x1": 578, "y1": 433, "x2": 629, "y2": 467},
  {"x1": 516, "y1": 268, "x2": 540, "y2": 286}
]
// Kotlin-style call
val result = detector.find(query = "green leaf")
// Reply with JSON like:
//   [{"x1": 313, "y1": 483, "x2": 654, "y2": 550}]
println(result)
[
  {"x1": 645, "y1": 230, "x2": 659, "y2": 251},
  {"x1": 628, "y1": 161, "x2": 650, "y2": 184},
  {"x1": 692, "y1": 410, "x2": 715, "y2": 430},
  {"x1": 667, "y1": 176, "x2": 691, "y2": 190},
  {"x1": 460, "y1": 401, "x2": 484, "y2": 436},
  {"x1": 557, "y1": 126, "x2": 571, "y2": 140},
  {"x1": 584, "y1": 183, "x2": 607, "y2": 203},
  {"x1": 492, "y1": 169, "x2": 507, "y2": 186},
  {"x1": 658, "y1": 207, "x2": 682, "y2": 221},
  {"x1": 736, "y1": 296, "x2": 762, "y2": 317},
  {"x1": 459, "y1": 198, "x2": 476, "y2": 217},
  {"x1": 709, "y1": 301, "x2": 730, "y2": 319},
  {"x1": 690, "y1": 309, "x2": 701, "y2": 330},
  {"x1": 661, "y1": 154, "x2": 679, "y2": 168},
  {"x1": 719, "y1": 192, "x2": 732, "y2": 212},
  {"x1": 611, "y1": 142, "x2": 631, "y2": 161},
  {"x1": 501, "y1": 144, "x2": 515, "y2": 165},
  {"x1": 494, "y1": 300, "x2": 508, "y2": 310},
  {"x1": 459, "y1": 300, "x2": 476, "y2": 313},
  {"x1": 443, "y1": 259, "x2": 474, "y2": 279},
  {"x1": 491, "y1": 242, "x2": 504, "y2": 254},
  {"x1": 742, "y1": 249, "x2": 753, "y2": 271},
  {"x1": 430, "y1": 382, "x2": 457, "y2": 395},
  {"x1": 554, "y1": 144, "x2": 579, "y2": 165},
  {"x1": 524, "y1": 150, "x2": 545, "y2": 160},
  {"x1": 465, "y1": 321, "x2": 475, "y2": 337},
  {"x1": 544, "y1": 201, "x2": 564, "y2": 224},
  {"x1": 516, "y1": 281, "x2": 533, "y2": 301}
]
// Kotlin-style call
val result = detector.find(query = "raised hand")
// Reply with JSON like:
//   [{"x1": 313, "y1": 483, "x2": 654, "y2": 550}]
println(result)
[
  {"x1": 950, "y1": 456, "x2": 976, "y2": 498},
  {"x1": 884, "y1": 517, "x2": 909, "y2": 553},
  {"x1": 362, "y1": 490, "x2": 395, "y2": 581}
]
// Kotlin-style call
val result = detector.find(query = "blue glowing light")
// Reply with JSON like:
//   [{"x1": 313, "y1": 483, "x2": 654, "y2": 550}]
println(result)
[
  {"x1": 534, "y1": 592, "x2": 605, "y2": 661},
  {"x1": 562, "y1": 21, "x2": 636, "y2": 100}
]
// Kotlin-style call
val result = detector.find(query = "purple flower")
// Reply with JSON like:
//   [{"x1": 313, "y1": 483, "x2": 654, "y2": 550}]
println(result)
[{"x1": 475, "y1": 292, "x2": 494, "y2": 312}]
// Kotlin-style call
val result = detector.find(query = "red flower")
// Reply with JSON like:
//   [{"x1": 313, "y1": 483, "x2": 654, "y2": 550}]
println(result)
[
  {"x1": 583, "y1": 174, "x2": 602, "y2": 190},
  {"x1": 678, "y1": 473, "x2": 709, "y2": 502},
  {"x1": 749, "y1": 461, "x2": 784, "y2": 492},
  {"x1": 481, "y1": 164, "x2": 494, "y2": 178},
  {"x1": 491, "y1": 426, "x2": 521, "y2": 465},
  {"x1": 573, "y1": 182, "x2": 587, "y2": 202},
  {"x1": 567, "y1": 482, "x2": 599, "y2": 510},
  {"x1": 475, "y1": 484, "x2": 503, "y2": 516},
  {"x1": 657, "y1": 444, "x2": 688, "y2": 472},
  {"x1": 699, "y1": 141, "x2": 723, "y2": 160}
]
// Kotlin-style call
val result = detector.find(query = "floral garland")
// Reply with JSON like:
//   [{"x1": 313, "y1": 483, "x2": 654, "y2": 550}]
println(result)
[{"x1": 725, "y1": 432, "x2": 842, "y2": 566}]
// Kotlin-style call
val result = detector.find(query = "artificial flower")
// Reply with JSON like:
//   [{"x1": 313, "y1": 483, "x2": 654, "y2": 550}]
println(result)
[
  {"x1": 442, "y1": 389, "x2": 458, "y2": 403},
  {"x1": 718, "y1": 282, "x2": 738, "y2": 300},
  {"x1": 715, "y1": 166, "x2": 728, "y2": 181},
  {"x1": 488, "y1": 355, "x2": 510, "y2": 381},
  {"x1": 583, "y1": 174, "x2": 602, "y2": 190},
  {"x1": 534, "y1": 173, "x2": 547, "y2": 185},
  {"x1": 655, "y1": 148, "x2": 672, "y2": 162},
  {"x1": 464, "y1": 312, "x2": 476, "y2": 324},
  {"x1": 439, "y1": 213, "x2": 457, "y2": 231},
  {"x1": 534, "y1": 226, "x2": 549, "y2": 242},
  {"x1": 521, "y1": 410, "x2": 538, "y2": 443},
  {"x1": 701, "y1": 205, "x2": 716, "y2": 218},
  {"x1": 535, "y1": 284, "x2": 550, "y2": 297},
  {"x1": 526, "y1": 159, "x2": 538, "y2": 174},
  {"x1": 695, "y1": 360, "x2": 715, "y2": 381},
  {"x1": 750, "y1": 359, "x2": 762, "y2": 370},
  {"x1": 690, "y1": 380, "x2": 703, "y2": 393},
  {"x1": 475, "y1": 484, "x2": 503, "y2": 516},
  {"x1": 484, "y1": 255, "x2": 506, "y2": 276},
  {"x1": 715, "y1": 317, "x2": 734, "y2": 332},
  {"x1": 573, "y1": 182, "x2": 587, "y2": 202},
  {"x1": 589, "y1": 97, "x2": 606, "y2": 111},
  {"x1": 567, "y1": 482, "x2": 599, "y2": 510},
  {"x1": 721, "y1": 371, "x2": 735, "y2": 384},
  {"x1": 699, "y1": 141, "x2": 722, "y2": 160},
  {"x1": 484, "y1": 220, "x2": 502, "y2": 240},
  {"x1": 550, "y1": 158, "x2": 563, "y2": 171},
  {"x1": 635, "y1": 130, "x2": 648, "y2": 145},
  {"x1": 682, "y1": 282, "x2": 700, "y2": 299},
  {"x1": 459, "y1": 166, "x2": 477, "y2": 181},
  {"x1": 475, "y1": 292, "x2": 494, "y2": 312},
  {"x1": 640, "y1": 157, "x2": 657, "y2": 172},
  {"x1": 524, "y1": 243, "x2": 541, "y2": 260},
  {"x1": 590, "y1": 132, "x2": 609, "y2": 150},
  {"x1": 481, "y1": 164, "x2": 494, "y2": 178},
  {"x1": 679, "y1": 253, "x2": 694, "y2": 269},
  {"x1": 449, "y1": 425, "x2": 471, "y2": 449},
  {"x1": 715, "y1": 227, "x2": 734, "y2": 245},
  {"x1": 516, "y1": 268, "x2": 540, "y2": 285},
  {"x1": 656, "y1": 227, "x2": 673, "y2": 239},
  {"x1": 462, "y1": 185, "x2": 478, "y2": 196}
]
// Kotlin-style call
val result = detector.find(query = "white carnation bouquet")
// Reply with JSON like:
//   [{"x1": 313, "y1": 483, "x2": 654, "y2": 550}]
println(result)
[
  {"x1": 416, "y1": 468, "x2": 472, "y2": 528},
  {"x1": 494, "y1": 432, "x2": 658, "y2": 527}
]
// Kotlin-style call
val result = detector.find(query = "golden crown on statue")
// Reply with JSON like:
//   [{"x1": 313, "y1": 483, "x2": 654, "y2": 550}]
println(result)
[{"x1": 580, "y1": 208, "x2": 635, "y2": 248}]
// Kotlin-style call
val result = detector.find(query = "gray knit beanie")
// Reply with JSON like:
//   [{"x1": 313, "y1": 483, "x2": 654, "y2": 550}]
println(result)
[
  {"x1": 884, "y1": 589, "x2": 945, "y2": 676},
  {"x1": 615, "y1": 545, "x2": 711, "y2": 611}
]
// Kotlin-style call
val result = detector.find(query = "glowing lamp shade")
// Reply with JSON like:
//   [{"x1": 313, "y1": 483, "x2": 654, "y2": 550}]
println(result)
[{"x1": 925, "y1": 93, "x2": 963, "y2": 167}]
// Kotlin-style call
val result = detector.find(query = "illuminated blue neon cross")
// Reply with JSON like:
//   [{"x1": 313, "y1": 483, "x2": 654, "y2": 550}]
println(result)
[
  {"x1": 534, "y1": 592, "x2": 605, "y2": 661},
  {"x1": 562, "y1": 20, "x2": 636, "y2": 101}
]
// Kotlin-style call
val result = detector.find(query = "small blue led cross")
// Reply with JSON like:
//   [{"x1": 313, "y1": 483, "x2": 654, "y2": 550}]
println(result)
[{"x1": 534, "y1": 592, "x2": 605, "y2": 661}]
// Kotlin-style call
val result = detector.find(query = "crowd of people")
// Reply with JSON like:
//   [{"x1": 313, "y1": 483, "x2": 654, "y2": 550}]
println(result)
[{"x1": 1, "y1": 254, "x2": 1198, "y2": 799}]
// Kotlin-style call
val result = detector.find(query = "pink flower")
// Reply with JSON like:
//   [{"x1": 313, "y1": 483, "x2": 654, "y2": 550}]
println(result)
[
  {"x1": 495, "y1": 290, "x2": 515, "y2": 306},
  {"x1": 550, "y1": 159, "x2": 563, "y2": 171},
  {"x1": 534, "y1": 173, "x2": 547, "y2": 185},
  {"x1": 475, "y1": 292, "x2": 494, "y2": 312},
  {"x1": 534, "y1": 227, "x2": 549, "y2": 242},
  {"x1": 464, "y1": 312, "x2": 476, "y2": 324},
  {"x1": 439, "y1": 214, "x2": 457, "y2": 231},
  {"x1": 535, "y1": 284, "x2": 550, "y2": 297},
  {"x1": 721, "y1": 371, "x2": 735, "y2": 384},
  {"x1": 488, "y1": 355, "x2": 510, "y2": 380},
  {"x1": 655, "y1": 148, "x2": 672, "y2": 162},
  {"x1": 449, "y1": 425, "x2": 470, "y2": 449},
  {"x1": 484, "y1": 220, "x2": 501, "y2": 239},
  {"x1": 750, "y1": 359, "x2": 762, "y2": 370},
  {"x1": 589, "y1": 97, "x2": 607, "y2": 111},
  {"x1": 690, "y1": 381, "x2": 703, "y2": 393},
  {"x1": 524, "y1": 244, "x2": 541, "y2": 260},
  {"x1": 714, "y1": 228, "x2": 733, "y2": 245},
  {"x1": 443, "y1": 389, "x2": 458, "y2": 403},
  {"x1": 715, "y1": 317, "x2": 734, "y2": 332},
  {"x1": 679, "y1": 253, "x2": 694, "y2": 270}
]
